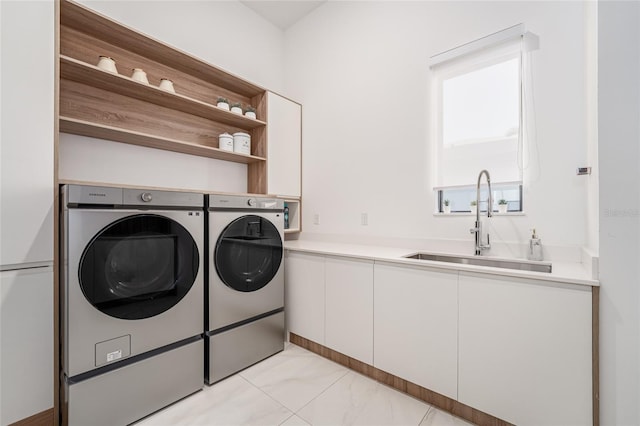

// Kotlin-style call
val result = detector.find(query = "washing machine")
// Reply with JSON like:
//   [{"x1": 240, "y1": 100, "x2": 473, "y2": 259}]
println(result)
[
  {"x1": 60, "y1": 184, "x2": 204, "y2": 425},
  {"x1": 206, "y1": 194, "x2": 285, "y2": 384}
]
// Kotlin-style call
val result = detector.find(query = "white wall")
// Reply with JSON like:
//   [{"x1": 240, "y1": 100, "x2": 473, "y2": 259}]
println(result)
[
  {"x1": 62, "y1": 0, "x2": 285, "y2": 191},
  {"x1": 58, "y1": 134, "x2": 248, "y2": 193},
  {"x1": 598, "y1": 2, "x2": 640, "y2": 424},
  {"x1": 285, "y1": 1, "x2": 592, "y2": 254}
]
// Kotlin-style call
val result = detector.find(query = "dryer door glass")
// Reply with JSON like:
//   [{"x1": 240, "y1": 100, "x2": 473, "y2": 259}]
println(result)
[
  {"x1": 79, "y1": 214, "x2": 199, "y2": 320},
  {"x1": 215, "y1": 215, "x2": 283, "y2": 292}
]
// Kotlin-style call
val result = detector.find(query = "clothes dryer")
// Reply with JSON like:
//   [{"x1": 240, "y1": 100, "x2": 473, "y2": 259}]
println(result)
[{"x1": 60, "y1": 185, "x2": 204, "y2": 425}]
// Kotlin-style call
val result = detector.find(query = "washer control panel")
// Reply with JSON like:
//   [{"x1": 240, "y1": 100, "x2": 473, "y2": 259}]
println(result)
[{"x1": 64, "y1": 184, "x2": 203, "y2": 208}]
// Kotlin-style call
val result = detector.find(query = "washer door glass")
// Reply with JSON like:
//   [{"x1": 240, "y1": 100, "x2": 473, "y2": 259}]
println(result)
[
  {"x1": 215, "y1": 215, "x2": 283, "y2": 292},
  {"x1": 79, "y1": 214, "x2": 199, "y2": 320}
]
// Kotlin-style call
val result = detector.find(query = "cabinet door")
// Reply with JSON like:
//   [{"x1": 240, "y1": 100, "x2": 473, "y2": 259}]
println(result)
[
  {"x1": 373, "y1": 263, "x2": 458, "y2": 399},
  {"x1": 267, "y1": 92, "x2": 301, "y2": 198},
  {"x1": 0, "y1": 0, "x2": 54, "y2": 267},
  {"x1": 325, "y1": 256, "x2": 373, "y2": 364},
  {"x1": 0, "y1": 267, "x2": 53, "y2": 425},
  {"x1": 284, "y1": 251, "x2": 324, "y2": 344},
  {"x1": 458, "y1": 272, "x2": 592, "y2": 425}
]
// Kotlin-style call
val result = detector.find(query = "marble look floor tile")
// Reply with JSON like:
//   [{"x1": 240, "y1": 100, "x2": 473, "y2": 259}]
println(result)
[
  {"x1": 297, "y1": 371, "x2": 431, "y2": 426},
  {"x1": 280, "y1": 414, "x2": 311, "y2": 425},
  {"x1": 135, "y1": 375, "x2": 292, "y2": 426},
  {"x1": 419, "y1": 406, "x2": 475, "y2": 426},
  {"x1": 240, "y1": 344, "x2": 349, "y2": 412}
]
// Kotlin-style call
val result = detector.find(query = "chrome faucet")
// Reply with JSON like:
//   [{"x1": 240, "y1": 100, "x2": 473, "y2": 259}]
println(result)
[{"x1": 470, "y1": 170, "x2": 492, "y2": 255}]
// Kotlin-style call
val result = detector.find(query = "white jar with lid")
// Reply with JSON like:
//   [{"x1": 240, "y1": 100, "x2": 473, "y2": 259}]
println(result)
[
  {"x1": 219, "y1": 133, "x2": 233, "y2": 151},
  {"x1": 233, "y1": 132, "x2": 251, "y2": 155}
]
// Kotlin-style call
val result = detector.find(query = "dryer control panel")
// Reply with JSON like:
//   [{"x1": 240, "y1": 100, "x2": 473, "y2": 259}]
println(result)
[{"x1": 208, "y1": 194, "x2": 284, "y2": 211}]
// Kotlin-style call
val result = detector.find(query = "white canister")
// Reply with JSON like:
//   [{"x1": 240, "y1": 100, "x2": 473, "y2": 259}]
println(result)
[
  {"x1": 158, "y1": 78, "x2": 175, "y2": 93},
  {"x1": 131, "y1": 68, "x2": 149, "y2": 84},
  {"x1": 97, "y1": 56, "x2": 118, "y2": 73},
  {"x1": 218, "y1": 132, "x2": 233, "y2": 151},
  {"x1": 233, "y1": 132, "x2": 251, "y2": 155}
]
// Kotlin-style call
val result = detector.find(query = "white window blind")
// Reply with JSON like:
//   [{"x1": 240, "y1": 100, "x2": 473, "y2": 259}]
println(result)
[{"x1": 431, "y1": 25, "x2": 538, "y2": 190}]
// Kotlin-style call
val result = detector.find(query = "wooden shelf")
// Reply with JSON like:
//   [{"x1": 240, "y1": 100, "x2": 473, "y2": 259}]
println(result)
[
  {"x1": 60, "y1": 0, "x2": 264, "y2": 98},
  {"x1": 60, "y1": 55, "x2": 266, "y2": 130},
  {"x1": 59, "y1": 0, "x2": 270, "y2": 193},
  {"x1": 59, "y1": 116, "x2": 266, "y2": 164}
]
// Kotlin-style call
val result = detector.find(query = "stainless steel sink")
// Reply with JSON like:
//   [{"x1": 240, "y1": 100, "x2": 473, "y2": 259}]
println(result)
[{"x1": 403, "y1": 252, "x2": 552, "y2": 273}]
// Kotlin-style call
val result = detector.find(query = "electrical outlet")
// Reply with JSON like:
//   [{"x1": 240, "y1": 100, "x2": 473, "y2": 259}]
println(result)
[
  {"x1": 313, "y1": 214, "x2": 320, "y2": 225},
  {"x1": 361, "y1": 213, "x2": 368, "y2": 226}
]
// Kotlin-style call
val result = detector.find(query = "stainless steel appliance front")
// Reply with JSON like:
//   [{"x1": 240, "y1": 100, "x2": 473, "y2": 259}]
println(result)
[
  {"x1": 60, "y1": 185, "x2": 205, "y2": 425},
  {"x1": 206, "y1": 194, "x2": 285, "y2": 384}
]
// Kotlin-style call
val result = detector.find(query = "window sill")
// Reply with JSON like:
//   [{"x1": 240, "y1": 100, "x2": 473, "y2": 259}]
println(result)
[{"x1": 433, "y1": 212, "x2": 526, "y2": 217}]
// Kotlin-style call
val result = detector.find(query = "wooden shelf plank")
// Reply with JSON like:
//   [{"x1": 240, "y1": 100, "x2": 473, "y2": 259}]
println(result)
[
  {"x1": 60, "y1": 55, "x2": 266, "y2": 130},
  {"x1": 61, "y1": 0, "x2": 264, "y2": 98},
  {"x1": 59, "y1": 116, "x2": 266, "y2": 164}
]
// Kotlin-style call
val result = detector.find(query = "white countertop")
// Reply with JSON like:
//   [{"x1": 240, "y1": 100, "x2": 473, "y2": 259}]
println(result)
[{"x1": 284, "y1": 240, "x2": 599, "y2": 287}]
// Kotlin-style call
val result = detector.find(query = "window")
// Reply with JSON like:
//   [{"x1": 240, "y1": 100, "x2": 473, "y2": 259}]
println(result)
[
  {"x1": 438, "y1": 183, "x2": 522, "y2": 213},
  {"x1": 431, "y1": 25, "x2": 537, "y2": 213}
]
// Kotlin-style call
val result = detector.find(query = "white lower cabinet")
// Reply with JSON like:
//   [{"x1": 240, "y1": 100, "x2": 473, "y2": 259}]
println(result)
[
  {"x1": 325, "y1": 256, "x2": 374, "y2": 364},
  {"x1": 373, "y1": 262, "x2": 458, "y2": 400},
  {"x1": 285, "y1": 250, "x2": 594, "y2": 424},
  {"x1": 458, "y1": 272, "x2": 592, "y2": 425},
  {"x1": 0, "y1": 267, "x2": 53, "y2": 425},
  {"x1": 284, "y1": 251, "x2": 325, "y2": 344}
]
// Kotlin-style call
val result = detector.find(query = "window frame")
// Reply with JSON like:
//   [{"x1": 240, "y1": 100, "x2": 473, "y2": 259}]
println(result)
[
  {"x1": 436, "y1": 183, "x2": 523, "y2": 214},
  {"x1": 431, "y1": 38, "x2": 525, "y2": 213}
]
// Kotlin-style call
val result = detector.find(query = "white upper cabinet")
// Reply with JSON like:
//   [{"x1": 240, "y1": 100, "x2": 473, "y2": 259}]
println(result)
[
  {"x1": 0, "y1": 0, "x2": 54, "y2": 267},
  {"x1": 267, "y1": 92, "x2": 301, "y2": 198}
]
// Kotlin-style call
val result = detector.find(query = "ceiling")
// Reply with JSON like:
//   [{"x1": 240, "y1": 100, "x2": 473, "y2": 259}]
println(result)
[{"x1": 240, "y1": 1, "x2": 327, "y2": 30}]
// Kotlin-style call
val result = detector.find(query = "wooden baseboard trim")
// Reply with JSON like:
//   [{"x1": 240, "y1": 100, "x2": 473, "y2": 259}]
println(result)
[
  {"x1": 9, "y1": 408, "x2": 54, "y2": 426},
  {"x1": 289, "y1": 333, "x2": 513, "y2": 426}
]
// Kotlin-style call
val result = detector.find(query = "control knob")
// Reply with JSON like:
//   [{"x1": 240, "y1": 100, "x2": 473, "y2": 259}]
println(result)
[
  {"x1": 141, "y1": 192, "x2": 153, "y2": 202},
  {"x1": 247, "y1": 198, "x2": 256, "y2": 207}
]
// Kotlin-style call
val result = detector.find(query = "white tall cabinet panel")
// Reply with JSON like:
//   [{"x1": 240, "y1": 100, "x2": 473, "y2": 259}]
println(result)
[
  {"x1": 458, "y1": 272, "x2": 592, "y2": 425},
  {"x1": 284, "y1": 251, "x2": 325, "y2": 344},
  {"x1": 325, "y1": 256, "x2": 373, "y2": 364},
  {"x1": 373, "y1": 262, "x2": 458, "y2": 400},
  {"x1": 267, "y1": 92, "x2": 301, "y2": 198},
  {"x1": 0, "y1": 267, "x2": 54, "y2": 425},
  {"x1": 0, "y1": 0, "x2": 54, "y2": 267}
]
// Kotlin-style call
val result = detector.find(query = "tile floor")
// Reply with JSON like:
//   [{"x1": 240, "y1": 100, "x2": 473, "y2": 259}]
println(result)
[{"x1": 136, "y1": 344, "x2": 473, "y2": 426}]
